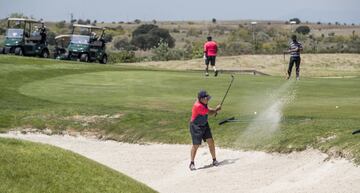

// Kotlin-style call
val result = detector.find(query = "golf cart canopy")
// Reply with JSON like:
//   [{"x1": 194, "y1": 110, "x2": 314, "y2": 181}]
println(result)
[
  {"x1": 72, "y1": 24, "x2": 105, "y2": 30},
  {"x1": 6, "y1": 29, "x2": 24, "y2": 38},
  {"x1": 7, "y1": 18, "x2": 40, "y2": 23},
  {"x1": 55, "y1": 35, "x2": 72, "y2": 40}
]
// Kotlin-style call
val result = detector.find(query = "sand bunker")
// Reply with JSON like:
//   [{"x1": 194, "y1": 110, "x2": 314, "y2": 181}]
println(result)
[{"x1": 1, "y1": 132, "x2": 359, "y2": 193}]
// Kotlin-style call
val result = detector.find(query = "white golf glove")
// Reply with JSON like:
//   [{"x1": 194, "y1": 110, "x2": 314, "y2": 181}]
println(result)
[{"x1": 203, "y1": 55, "x2": 207, "y2": 60}]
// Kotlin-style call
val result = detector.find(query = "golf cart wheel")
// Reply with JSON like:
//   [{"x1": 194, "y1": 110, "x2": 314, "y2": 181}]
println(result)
[
  {"x1": 4, "y1": 47, "x2": 11, "y2": 54},
  {"x1": 99, "y1": 55, "x2": 107, "y2": 64},
  {"x1": 0, "y1": 47, "x2": 4, "y2": 54},
  {"x1": 41, "y1": 50, "x2": 50, "y2": 58},
  {"x1": 14, "y1": 47, "x2": 23, "y2": 56},
  {"x1": 80, "y1": 54, "x2": 89, "y2": 62}
]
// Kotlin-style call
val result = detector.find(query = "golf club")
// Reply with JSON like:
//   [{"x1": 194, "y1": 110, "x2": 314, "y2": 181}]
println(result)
[
  {"x1": 215, "y1": 74, "x2": 235, "y2": 117},
  {"x1": 283, "y1": 51, "x2": 288, "y2": 79},
  {"x1": 352, "y1": 129, "x2": 360, "y2": 135},
  {"x1": 218, "y1": 116, "x2": 265, "y2": 125},
  {"x1": 218, "y1": 116, "x2": 236, "y2": 125}
]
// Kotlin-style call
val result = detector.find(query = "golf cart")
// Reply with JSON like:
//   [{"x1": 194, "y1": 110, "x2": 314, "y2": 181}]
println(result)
[
  {"x1": 53, "y1": 34, "x2": 72, "y2": 59},
  {"x1": 0, "y1": 18, "x2": 50, "y2": 58},
  {"x1": 66, "y1": 24, "x2": 108, "y2": 64}
]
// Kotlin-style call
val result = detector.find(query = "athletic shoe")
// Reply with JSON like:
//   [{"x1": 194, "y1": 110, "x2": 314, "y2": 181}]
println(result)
[
  {"x1": 189, "y1": 163, "x2": 196, "y2": 171},
  {"x1": 214, "y1": 70, "x2": 218, "y2": 77},
  {"x1": 205, "y1": 72, "x2": 209, "y2": 76},
  {"x1": 296, "y1": 77, "x2": 300, "y2": 81},
  {"x1": 212, "y1": 160, "x2": 219, "y2": 166}
]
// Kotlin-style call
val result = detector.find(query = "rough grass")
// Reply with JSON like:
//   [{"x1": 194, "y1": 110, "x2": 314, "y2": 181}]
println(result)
[
  {"x1": 118, "y1": 53, "x2": 360, "y2": 77},
  {"x1": 0, "y1": 137, "x2": 157, "y2": 193},
  {"x1": 0, "y1": 55, "x2": 360, "y2": 165}
]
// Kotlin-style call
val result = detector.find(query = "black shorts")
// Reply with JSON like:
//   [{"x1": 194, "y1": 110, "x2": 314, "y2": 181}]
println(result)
[
  {"x1": 205, "y1": 56, "x2": 216, "y2": 66},
  {"x1": 189, "y1": 122, "x2": 213, "y2": 145}
]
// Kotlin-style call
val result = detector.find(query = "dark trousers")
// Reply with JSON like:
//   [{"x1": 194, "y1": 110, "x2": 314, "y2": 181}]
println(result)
[{"x1": 288, "y1": 56, "x2": 301, "y2": 77}]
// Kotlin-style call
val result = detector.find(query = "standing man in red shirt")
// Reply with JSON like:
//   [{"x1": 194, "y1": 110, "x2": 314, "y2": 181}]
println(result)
[
  {"x1": 203, "y1": 36, "x2": 218, "y2": 77},
  {"x1": 189, "y1": 90, "x2": 221, "y2": 170}
]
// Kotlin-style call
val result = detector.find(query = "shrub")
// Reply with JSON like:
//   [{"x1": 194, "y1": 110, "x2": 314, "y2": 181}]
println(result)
[
  {"x1": 295, "y1": 26, "x2": 311, "y2": 35},
  {"x1": 47, "y1": 31, "x2": 56, "y2": 45},
  {"x1": 108, "y1": 51, "x2": 138, "y2": 63},
  {"x1": 113, "y1": 37, "x2": 137, "y2": 51},
  {"x1": 0, "y1": 27, "x2": 5, "y2": 35},
  {"x1": 55, "y1": 21, "x2": 66, "y2": 29},
  {"x1": 183, "y1": 41, "x2": 203, "y2": 59},
  {"x1": 152, "y1": 40, "x2": 188, "y2": 61},
  {"x1": 152, "y1": 40, "x2": 171, "y2": 61},
  {"x1": 103, "y1": 33, "x2": 113, "y2": 43},
  {"x1": 186, "y1": 28, "x2": 202, "y2": 37}
]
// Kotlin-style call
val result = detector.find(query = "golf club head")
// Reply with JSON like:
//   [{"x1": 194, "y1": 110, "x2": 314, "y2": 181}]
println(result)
[
  {"x1": 352, "y1": 129, "x2": 360, "y2": 135},
  {"x1": 218, "y1": 116, "x2": 235, "y2": 125}
]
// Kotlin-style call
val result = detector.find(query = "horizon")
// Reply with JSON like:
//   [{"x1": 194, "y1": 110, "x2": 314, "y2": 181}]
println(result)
[{"x1": 1, "y1": 0, "x2": 359, "y2": 24}]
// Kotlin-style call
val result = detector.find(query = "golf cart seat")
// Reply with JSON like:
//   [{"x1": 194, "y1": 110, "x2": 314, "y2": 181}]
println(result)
[
  {"x1": 27, "y1": 36, "x2": 42, "y2": 42},
  {"x1": 90, "y1": 40, "x2": 104, "y2": 47}
]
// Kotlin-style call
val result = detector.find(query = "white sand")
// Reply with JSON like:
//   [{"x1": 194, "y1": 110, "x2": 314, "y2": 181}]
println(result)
[{"x1": 1, "y1": 132, "x2": 360, "y2": 193}]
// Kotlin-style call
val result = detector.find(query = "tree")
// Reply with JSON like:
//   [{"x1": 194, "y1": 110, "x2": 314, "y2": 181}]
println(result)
[
  {"x1": 131, "y1": 24, "x2": 175, "y2": 50},
  {"x1": 77, "y1": 19, "x2": 86, "y2": 24},
  {"x1": 134, "y1": 19, "x2": 141, "y2": 24},
  {"x1": 212, "y1": 18, "x2": 217, "y2": 24},
  {"x1": 295, "y1": 26, "x2": 310, "y2": 35}
]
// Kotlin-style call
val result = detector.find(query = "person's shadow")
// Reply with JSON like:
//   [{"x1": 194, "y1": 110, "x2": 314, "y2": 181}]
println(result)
[{"x1": 197, "y1": 158, "x2": 240, "y2": 170}]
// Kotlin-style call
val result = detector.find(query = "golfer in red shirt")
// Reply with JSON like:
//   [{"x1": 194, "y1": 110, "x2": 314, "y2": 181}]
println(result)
[
  {"x1": 189, "y1": 90, "x2": 221, "y2": 170},
  {"x1": 203, "y1": 36, "x2": 218, "y2": 77}
]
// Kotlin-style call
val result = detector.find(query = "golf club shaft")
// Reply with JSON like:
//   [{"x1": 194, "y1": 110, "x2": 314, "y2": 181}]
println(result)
[
  {"x1": 215, "y1": 75, "x2": 234, "y2": 117},
  {"x1": 220, "y1": 75, "x2": 235, "y2": 106}
]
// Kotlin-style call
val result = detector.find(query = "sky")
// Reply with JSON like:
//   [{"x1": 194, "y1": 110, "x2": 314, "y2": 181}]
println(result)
[{"x1": 1, "y1": 0, "x2": 359, "y2": 24}]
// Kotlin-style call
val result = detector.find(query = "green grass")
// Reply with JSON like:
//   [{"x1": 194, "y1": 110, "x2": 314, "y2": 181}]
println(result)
[
  {"x1": 0, "y1": 137, "x2": 156, "y2": 193},
  {"x1": 1, "y1": 55, "x2": 360, "y2": 165}
]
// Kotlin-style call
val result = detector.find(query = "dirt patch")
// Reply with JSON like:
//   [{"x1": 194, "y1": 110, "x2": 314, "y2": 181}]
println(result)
[{"x1": 63, "y1": 113, "x2": 124, "y2": 126}]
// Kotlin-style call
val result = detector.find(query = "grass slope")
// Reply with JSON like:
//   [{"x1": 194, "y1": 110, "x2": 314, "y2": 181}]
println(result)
[
  {"x1": 1, "y1": 55, "x2": 360, "y2": 164},
  {"x1": 0, "y1": 137, "x2": 156, "y2": 193}
]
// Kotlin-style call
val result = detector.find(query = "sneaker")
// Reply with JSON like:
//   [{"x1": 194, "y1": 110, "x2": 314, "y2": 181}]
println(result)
[
  {"x1": 212, "y1": 160, "x2": 219, "y2": 167},
  {"x1": 214, "y1": 70, "x2": 218, "y2": 77},
  {"x1": 296, "y1": 77, "x2": 300, "y2": 81},
  {"x1": 189, "y1": 163, "x2": 196, "y2": 171},
  {"x1": 205, "y1": 72, "x2": 209, "y2": 76}
]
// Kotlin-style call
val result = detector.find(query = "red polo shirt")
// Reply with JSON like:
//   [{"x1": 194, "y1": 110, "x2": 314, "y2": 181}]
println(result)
[
  {"x1": 191, "y1": 101, "x2": 209, "y2": 122},
  {"x1": 204, "y1": 41, "x2": 218, "y2": 56}
]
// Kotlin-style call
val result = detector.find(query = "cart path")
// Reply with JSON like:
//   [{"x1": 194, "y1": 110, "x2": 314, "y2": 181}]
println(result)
[{"x1": 1, "y1": 132, "x2": 360, "y2": 193}]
